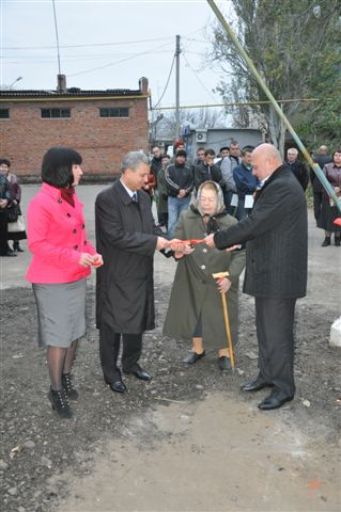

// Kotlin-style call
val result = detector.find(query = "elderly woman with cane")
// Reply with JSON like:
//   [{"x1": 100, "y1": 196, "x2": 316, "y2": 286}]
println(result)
[
  {"x1": 163, "y1": 181, "x2": 245, "y2": 370},
  {"x1": 26, "y1": 147, "x2": 103, "y2": 419}
]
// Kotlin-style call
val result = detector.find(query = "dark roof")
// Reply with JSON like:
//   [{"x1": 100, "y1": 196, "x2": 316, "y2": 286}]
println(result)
[{"x1": 0, "y1": 88, "x2": 143, "y2": 99}]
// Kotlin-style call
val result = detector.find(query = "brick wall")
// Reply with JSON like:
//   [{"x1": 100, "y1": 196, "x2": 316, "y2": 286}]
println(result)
[{"x1": 0, "y1": 98, "x2": 149, "y2": 177}]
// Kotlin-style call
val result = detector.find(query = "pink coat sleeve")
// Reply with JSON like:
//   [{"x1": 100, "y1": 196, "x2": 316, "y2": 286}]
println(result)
[{"x1": 85, "y1": 239, "x2": 97, "y2": 255}]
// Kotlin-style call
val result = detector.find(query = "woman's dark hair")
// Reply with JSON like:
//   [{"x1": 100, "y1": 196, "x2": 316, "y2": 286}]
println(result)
[
  {"x1": 41, "y1": 147, "x2": 82, "y2": 188},
  {"x1": 0, "y1": 158, "x2": 11, "y2": 167}
]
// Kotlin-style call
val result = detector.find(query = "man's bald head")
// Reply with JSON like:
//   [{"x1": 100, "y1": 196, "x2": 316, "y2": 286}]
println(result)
[
  {"x1": 251, "y1": 144, "x2": 282, "y2": 180},
  {"x1": 318, "y1": 145, "x2": 328, "y2": 155}
]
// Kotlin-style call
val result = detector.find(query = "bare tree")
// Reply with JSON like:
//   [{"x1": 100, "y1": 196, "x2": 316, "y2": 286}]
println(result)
[{"x1": 158, "y1": 107, "x2": 228, "y2": 136}]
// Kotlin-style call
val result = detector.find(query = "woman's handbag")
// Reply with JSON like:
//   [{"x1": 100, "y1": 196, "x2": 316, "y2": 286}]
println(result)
[
  {"x1": 6, "y1": 204, "x2": 19, "y2": 223},
  {"x1": 7, "y1": 214, "x2": 26, "y2": 233}
]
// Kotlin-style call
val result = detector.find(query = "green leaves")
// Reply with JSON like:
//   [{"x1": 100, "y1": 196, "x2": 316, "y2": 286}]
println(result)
[{"x1": 211, "y1": 0, "x2": 340, "y2": 151}]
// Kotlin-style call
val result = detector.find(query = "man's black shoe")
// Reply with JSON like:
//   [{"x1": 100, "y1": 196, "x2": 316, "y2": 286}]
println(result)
[
  {"x1": 124, "y1": 364, "x2": 152, "y2": 381},
  {"x1": 1, "y1": 251, "x2": 17, "y2": 257},
  {"x1": 258, "y1": 390, "x2": 294, "y2": 411},
  {"x1": 183, "y1": 351, "x2": 206, "y2": 365},
  {"x1": 105, "y1": 371, "x2": 127, "y2": 393},
  {"x1": 242, "y1": 376, "x2": 272, "y2": 392}
]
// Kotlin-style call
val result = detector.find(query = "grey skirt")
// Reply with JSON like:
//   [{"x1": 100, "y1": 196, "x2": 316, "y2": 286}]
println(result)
[{"x1": 32, "y1": 279, "x2": 87, "y2": 348}]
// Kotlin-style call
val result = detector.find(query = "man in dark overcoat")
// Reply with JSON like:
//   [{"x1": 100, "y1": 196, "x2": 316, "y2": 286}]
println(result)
[
  {"x1": 95, "y1": 151, "x2": 169, "y2": 393},
  {"x1": 205, "y1": 144, "x2": 308, "y2": 410}
]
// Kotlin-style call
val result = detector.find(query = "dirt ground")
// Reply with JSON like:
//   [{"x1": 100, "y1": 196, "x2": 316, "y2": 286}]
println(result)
[{"x1": 0, "y1": 184, "x2": 340, "y2": 512}]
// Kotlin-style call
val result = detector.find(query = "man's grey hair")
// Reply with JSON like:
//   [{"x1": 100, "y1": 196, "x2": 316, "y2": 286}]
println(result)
[
  {"x1": 287, "y1": 147, "x2": 298, "y2": 156},
  {"x1": 120, "y1": 151, "x2": 149, "y2": 173}
]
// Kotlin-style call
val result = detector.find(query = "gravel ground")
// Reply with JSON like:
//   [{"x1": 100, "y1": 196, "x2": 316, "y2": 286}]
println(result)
[{"x1": 1, "y1": 283, "x2": 340, "y2": 512}]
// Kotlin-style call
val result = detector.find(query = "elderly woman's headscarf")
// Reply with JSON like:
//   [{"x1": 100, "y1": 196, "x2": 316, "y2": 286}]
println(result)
[{"x1": 190, "y1": 180, "x2": 226, "y2": 234}]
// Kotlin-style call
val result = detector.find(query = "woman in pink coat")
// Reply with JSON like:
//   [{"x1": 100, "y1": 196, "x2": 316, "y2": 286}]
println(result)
[{"x1": 26, "y1": 147, "x2": 103, "y2": 419}]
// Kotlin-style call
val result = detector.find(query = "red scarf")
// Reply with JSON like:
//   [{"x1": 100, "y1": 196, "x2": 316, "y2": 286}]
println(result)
[{"x1": 61, "y1": 187, "x2": 75, "y2": 207}]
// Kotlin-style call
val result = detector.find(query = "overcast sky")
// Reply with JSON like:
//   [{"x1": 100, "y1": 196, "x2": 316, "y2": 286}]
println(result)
[{"x1": 1, "y1": 0, "x2": 234, "y2": 110}]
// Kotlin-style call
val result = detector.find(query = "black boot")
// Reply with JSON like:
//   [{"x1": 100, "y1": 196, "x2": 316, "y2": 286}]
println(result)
[
  {"x1": 48, "y1": 387, "x2": 72, "y2": 418},
  {"x1": 62, "y1": 373, "x2": 79, "y2": 400},
  {"x1": 321, "y1": 236, "x2": 331, "y2": 247},
  {"x1": 335, "y1": 237, "x2": 340, "y2": 247}
]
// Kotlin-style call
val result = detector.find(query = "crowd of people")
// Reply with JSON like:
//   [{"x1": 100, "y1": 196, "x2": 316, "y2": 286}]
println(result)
[
  {"x1": 2, "y1": 140, "x2": 339, "y2": 419},
  {"x1": 149, "y1": 141, "x2": 340, "y2": 247}
]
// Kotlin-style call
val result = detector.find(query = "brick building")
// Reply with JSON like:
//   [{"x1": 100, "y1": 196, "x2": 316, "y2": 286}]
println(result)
[{"x1": 0, "y1": 76, "x2": 149, "y2": 178}]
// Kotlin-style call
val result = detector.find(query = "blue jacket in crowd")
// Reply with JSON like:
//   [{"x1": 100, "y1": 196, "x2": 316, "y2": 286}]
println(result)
[{"x1": 233, "y1": 163, "x2": 259, "y2": 199}]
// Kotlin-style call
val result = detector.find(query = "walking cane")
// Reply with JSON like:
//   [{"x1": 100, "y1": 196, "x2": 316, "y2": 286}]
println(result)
[{"x1": 212, "y1": 272, "x2": 235, "y2": 370}]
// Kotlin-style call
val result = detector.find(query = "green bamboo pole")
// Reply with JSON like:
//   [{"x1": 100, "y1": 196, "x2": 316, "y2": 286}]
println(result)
[{"x1": 207, "y1": 0, "x2": 341, "y2": 214}]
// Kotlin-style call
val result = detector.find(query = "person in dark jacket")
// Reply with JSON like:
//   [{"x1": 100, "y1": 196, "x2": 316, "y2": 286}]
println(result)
[
  {"x1": 193, "y1": 148, "x2": 223, "y2": 192},
  {"x1": 95, "y1": 151, "x2": 169, "y2": 394},
  {"x1": 0, "y1": 158, "x2": 26, "y2": 252},
  {"x1": 311, "y1": 145, "x2": 333, "y2": 223},
  {"x1": 150, "y1": 145, "x2": 163, "y2": 184},
  {"x1": 192, "y1": 147, "x2": 206, "y2": 167},
  {"x1": 205, "y1": 144, "x2": 308, "y2": 411},
  {"x1": 233, "y1": 146, "x2": 259, "y2": 220},
  {"x1": 285, "y1": 148, "x2": 309, "y2": 191},
  {"x1": 215, "y1": 146, "x2": 230, "y2": 168},
  {"x1": 0, "y1": 164, "x2": 15, "y2": 257},
  {"x1": 166, "y1": 149, "x2": 194, "y2": 238},
  {"x1": 156, "y1": 154, "x2": 170, "y2": 229}
]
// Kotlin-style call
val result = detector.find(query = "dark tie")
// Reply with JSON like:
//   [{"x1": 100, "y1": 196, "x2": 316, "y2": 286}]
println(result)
[{"x1": 132, "y1": 192, "x2": 138, "y2": 203}]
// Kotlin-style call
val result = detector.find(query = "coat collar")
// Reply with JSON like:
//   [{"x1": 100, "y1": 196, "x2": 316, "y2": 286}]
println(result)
[
  {"x1": 40, "y1": 182, "x2": 83, "y2": 212},
  {"x1": 255, "y1": 164, "x2": 287, "y2": 200},
  {"x1": 115, "y1": 179, "x2": 140, "y2": 206},
  {"x1": 41, "y1": 182, "x2": 62, "y2": 200}
]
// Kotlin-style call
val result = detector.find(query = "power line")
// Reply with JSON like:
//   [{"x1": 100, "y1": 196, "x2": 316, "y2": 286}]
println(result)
[
  {"x1": 182, "y1": 51, "x2": 218, "y2": 102},
  {"x1": 3, "y1": 50, "x2": 172, "y2": 63},
  {"x1": 152, "y1": 55, "x2": 176, "y2": 110},
  {"x1": 2, "y1": 36, "x2": 174, "y2": 51},
  {"x1": 68, "y1": 41, "x2": 173, "y2": 77},
  {"x1": 151, "y1": 98, "x2": 322, "y2": 111},
  {"x1": 2, "y1": 25, "x2": 207, "y2": 52}
]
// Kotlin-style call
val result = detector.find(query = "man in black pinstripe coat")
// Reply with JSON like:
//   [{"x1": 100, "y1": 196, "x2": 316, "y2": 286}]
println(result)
[{"x1": 205, "y1": 143, "x2": 308, "y2": 410}]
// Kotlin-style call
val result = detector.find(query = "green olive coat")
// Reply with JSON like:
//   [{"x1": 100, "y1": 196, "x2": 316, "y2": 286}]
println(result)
[
  {"x1": 156, "y1": 167, "x2": 168, "y2": 215},
  {"x1": 163, "y1": 206, "x2": 246, "y2": 350}
]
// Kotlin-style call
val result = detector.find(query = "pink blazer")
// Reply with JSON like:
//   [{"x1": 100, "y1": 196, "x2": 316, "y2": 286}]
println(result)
[{"x1": 26, "y1": 183, "x2": 96, "y2": 283}]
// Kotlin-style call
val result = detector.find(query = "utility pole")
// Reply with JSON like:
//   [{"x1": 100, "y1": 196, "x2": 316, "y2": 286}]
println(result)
[{"x1": 175, "y1": 35, "x2": 181, "y2": 139}]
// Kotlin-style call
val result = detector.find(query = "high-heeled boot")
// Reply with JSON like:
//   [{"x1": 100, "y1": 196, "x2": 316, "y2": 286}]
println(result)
[
  {"x1": 61, "y1": 373, "x2": 79, "y2": 400},
  {"x1": 48, "y1": 387, "x2": 72, "y2": 418}
]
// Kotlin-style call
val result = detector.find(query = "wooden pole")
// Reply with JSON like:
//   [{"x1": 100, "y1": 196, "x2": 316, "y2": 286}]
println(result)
[
  {"x1": 212, "y1": 272, "x2": 235, "y2": 369},
  {"x1": 221, "y1": 293, "x2": 235, "y2": 370}
]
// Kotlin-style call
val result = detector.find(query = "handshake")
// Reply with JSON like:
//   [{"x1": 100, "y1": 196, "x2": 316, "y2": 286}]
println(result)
[
  {"x1": 157, "y1": 234, "x2": 242, "y2": 255},
  {"x1": 156, "y1": 237, "x2": 206, "y2": 258}
]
